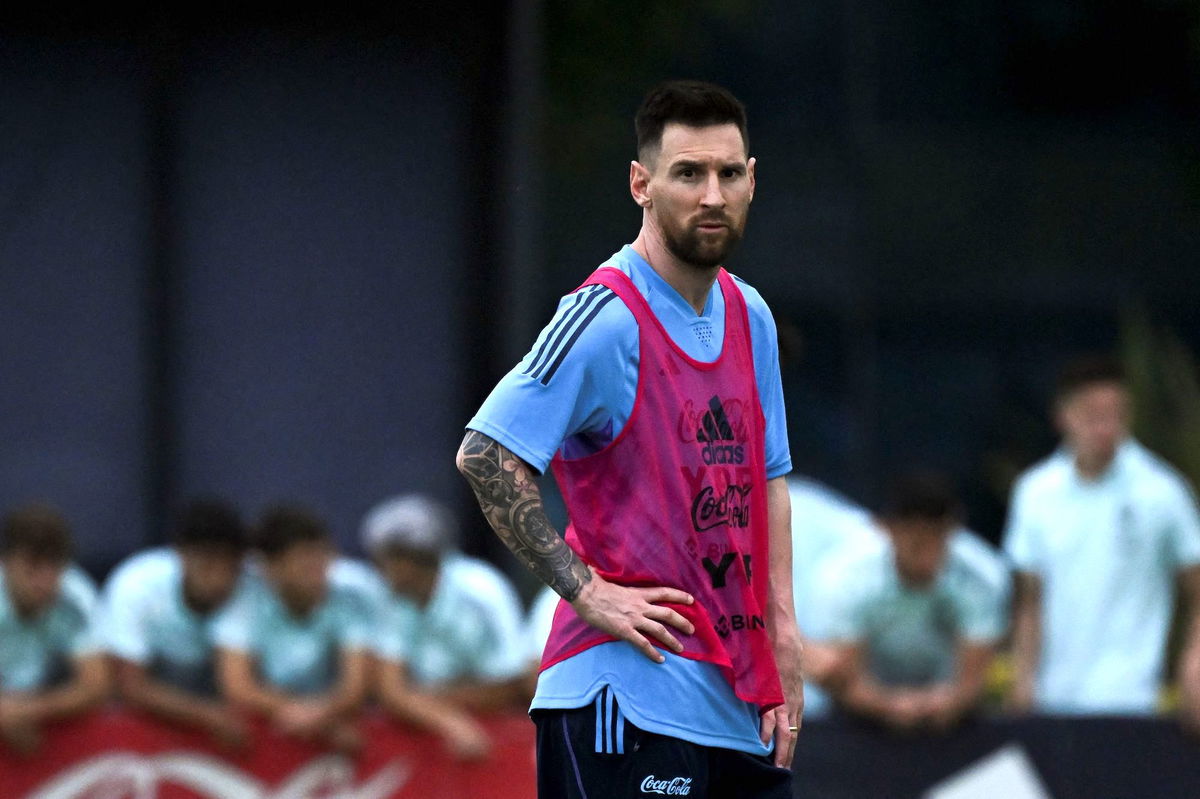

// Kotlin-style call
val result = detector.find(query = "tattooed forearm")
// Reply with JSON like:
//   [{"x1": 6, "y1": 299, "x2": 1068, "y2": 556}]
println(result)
[{"x1": 456, "y1": 430, "x2": 593, "y2": 601}]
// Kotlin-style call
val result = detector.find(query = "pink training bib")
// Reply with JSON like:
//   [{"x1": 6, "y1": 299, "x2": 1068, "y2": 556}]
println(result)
[{"x1": 543, "y1": 266, "x2": 783, "y2": 711}]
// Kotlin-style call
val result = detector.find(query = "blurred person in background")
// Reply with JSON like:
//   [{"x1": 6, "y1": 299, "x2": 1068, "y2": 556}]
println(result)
[
  {"x1": 102, "y1": 498, "x2": 251, "y2": 748},
  {"x1": 787, "y1": 476, "x2": 880, "y2": 720},
  {"x1": 1005, "y1": 356, "x2": 1200, "y2": 725},
  {"x1": 814, "y1": 473, "x2": 1009, "y2": 733},
  {"x1": 523, "y1": 583, "x2": 560, "y2": 700},
  {"x1": 0, "y1": 504, "x2": 108, "y2": 754},
  {"x1": 213, "y1": 505, "x2": 374, "y2": 750},
  {"x1": 364, "y1": 493, "x2": 527, "y2": 761},
  {"x1": 458, "y1": 80, "x2": 800, "y2": 797}
]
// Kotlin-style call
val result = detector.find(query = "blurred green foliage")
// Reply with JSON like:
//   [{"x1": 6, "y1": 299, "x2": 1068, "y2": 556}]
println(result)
[{"x1": 1121, "y1": 306, "x2": 1200, "y2": 488}]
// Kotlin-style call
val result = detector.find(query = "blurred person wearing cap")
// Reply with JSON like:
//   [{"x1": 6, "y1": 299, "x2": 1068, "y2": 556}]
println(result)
[
  {"x1": 458, "y1": 80, "x2": 800, "y2": 797},
  {"x1": 1004, "y1": 356, "x2": 1200, "y2": 726},
  {"x1": 814, "y1": 473, "x2": 1009, "y2": 733},
  {"x1": 101, "y1": 499, "x2": 253, "y2": 749},
  {"x1": 0, "y1": 504, "x2": 109, "y2": 755},
  {"x1": 365, "y1": 493, "x2": 527, "y2": 760},
  {"x1": 212, "y1": 505, "x2": 378, "y2": 751}
]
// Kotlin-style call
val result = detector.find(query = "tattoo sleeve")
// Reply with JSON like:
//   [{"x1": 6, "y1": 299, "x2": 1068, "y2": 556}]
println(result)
[{"x1": 456, "y1": 430, "x2": 593, "y2": 601}]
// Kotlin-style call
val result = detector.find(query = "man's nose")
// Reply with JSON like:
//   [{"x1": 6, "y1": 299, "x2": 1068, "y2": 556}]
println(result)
[{"x1": 700, "y1": 172, "x2": 725, "y2": 207}]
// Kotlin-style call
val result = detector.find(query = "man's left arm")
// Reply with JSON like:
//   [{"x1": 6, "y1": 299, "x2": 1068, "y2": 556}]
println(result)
[
  {"x1": 919, "y1": 641, "x2": 996, "y2": 730},
  {"x1": 272, "y1": 648, "x2": 371, "y2": 750},
  {"x1": 0, "y1": 653, "x2": 110, "y2": 753},
  {"x1": 760, "y1": 476, "x2": 803, "y2": 768},
  {"x1": 1176, "y1": 565, "x2": 1200, "y2": 733}
]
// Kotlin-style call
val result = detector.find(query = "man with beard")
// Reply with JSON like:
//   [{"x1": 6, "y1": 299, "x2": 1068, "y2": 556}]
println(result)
[
  {"x1": 457, "y1": 81, "x2": 801, "y2": 797},
  {"x1": 102, "y1": 499, "x2": 252, "y2": 748}
]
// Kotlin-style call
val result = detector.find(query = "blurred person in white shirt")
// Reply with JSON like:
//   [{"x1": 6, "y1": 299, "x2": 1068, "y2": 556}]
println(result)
[
  {"x1": 1004, "y1": 355, "x2": 1200, "y2": 725},
  {"x1": 365, "y1": 494, "x2": 527, "y2": 760}
]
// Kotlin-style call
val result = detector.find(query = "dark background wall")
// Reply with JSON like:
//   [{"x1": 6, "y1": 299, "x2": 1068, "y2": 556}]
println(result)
[
  {"x1": 0, "y1": 10, "x2": 505, "y2": 574},
  {"x1": 2, "y1": 3, "x2": 1198, "y2": 584}
]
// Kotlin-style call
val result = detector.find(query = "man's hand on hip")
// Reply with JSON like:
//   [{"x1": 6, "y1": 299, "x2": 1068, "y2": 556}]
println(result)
[{"x1": 570, "y1": 569, "x2": 695, "y2": 663}]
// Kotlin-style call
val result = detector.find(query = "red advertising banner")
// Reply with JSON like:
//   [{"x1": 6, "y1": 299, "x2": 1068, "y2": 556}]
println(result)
[{"x1": 0, "y1": 710, "x2": 537, "y2": 799}]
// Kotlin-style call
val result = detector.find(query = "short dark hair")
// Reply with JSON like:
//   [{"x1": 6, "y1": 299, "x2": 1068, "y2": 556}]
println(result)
[
  {"x1": 1, "y1": 503, "x2": 73, "y2": 562},
  {"x1": 880, "y1": 471, "x2": 961, "y2": 525},
  {"x1": 175, "y1": 498, "x2": 248, "y2": 553},
  {"x1": 1055, "y1": 354, "x2": 1126, "y2": 403},
  {"x1": 255, "y1": 505, "x2": 330, "y2": 559},
  {"x1": 635, "y1": 80, "x2": 748, "y2": 163}
]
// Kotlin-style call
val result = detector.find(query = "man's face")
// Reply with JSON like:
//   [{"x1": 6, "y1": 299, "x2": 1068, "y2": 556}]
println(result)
[
  {"x1": 886, "y1": 520, "x2": 952, "y2": 588},
  {"x1": 639, "y1": 122, "x2": 754, "y2": 269},
  {"x1": 263, "y1": 540, "x2": 332, "y2": 615},
  {"x1": 1056, "y1": 382, "x2": 1129, "y2": 467},
  {"x1": 2, "y1": 551, "x2": 66, "y2": 617},
  {"x1": 374, "y1": 548, "x2": 439, "y2": 607},
  {"x1": 179, "y1": 544, "x2": 243, "y2": 614}
]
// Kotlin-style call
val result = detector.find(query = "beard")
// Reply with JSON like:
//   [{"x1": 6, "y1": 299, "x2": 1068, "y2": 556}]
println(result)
[{"x1": 662, "y1": 214, "x2": 745, "y2": 269}]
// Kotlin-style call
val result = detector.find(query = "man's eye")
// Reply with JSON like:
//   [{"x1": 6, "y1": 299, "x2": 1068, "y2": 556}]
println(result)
[{"x1": 680, "y1": 169, "x2": 695, "y2": 178}]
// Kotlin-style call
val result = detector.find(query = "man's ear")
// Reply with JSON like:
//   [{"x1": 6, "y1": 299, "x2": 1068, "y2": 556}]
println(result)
[{"x1": 630, "y1": 160, "x2": 652, "y2": 208}]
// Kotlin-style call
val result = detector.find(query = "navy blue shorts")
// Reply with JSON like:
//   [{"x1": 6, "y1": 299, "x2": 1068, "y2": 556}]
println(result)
[{"x1": 532, "y1": 687, "x2": 794, "y2": 798}]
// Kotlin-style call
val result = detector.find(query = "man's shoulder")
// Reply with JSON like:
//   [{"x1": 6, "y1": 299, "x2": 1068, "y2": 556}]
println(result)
[
  {"x1": 105, "y1": 548, "x2": 178, "y2": 593},
  {"x1": 946, "y1": 530, "x2": 1009, "y2": 595},
  {"x1": 329, "y1": 558, "x2": 389, "y2": 607},
  {"x1": 1126, "y1": 440, "x2": 1197, "y2": 500},
  {"x1": 726, "y1": 272, "x2": 776, "y2": 327},
  {"x1": 822, "y1": 540, "x2": 890, "y2": 596},
  {"x1": 443, "y1": 554, "x2": 519, "y2": 605},
  {"x1": 1013, "y1": 452, "x2": 1071, "y2": 498},
  {"x1": 58, "y1": 564, "x2": 99, "y2": 617},
  {"x1": 526, "y1": 281, "x2": 636, "y2": 380}
]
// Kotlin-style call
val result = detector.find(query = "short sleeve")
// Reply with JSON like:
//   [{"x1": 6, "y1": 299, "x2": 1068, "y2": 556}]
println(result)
[
  {"x1": 211, "y1": 582, "x2": 258, "y2": 653},
  {"x1": 819, "y1": 555, "x2": 871, "y2": 643},
  {"x1": 467, "y1": 572, "x2": 529, "y2": 681},
  {"x1": 467, "y1": 286, "x2": 636, "y2": 473},
  {"x1": 100, "y1": 567, "x2": 152, "y2": 663},
  {"x1": 953, "y1": 574, "x2": 1010, "y2": 643},
  {"x1": 334, "y1": 589, "x2": 378, "y2": 651},
  {"x1": 374, "y1": 600, "x2": 418, "y2": 663},
  {"x1": 1003, "y1": 478, "x2": 1041, "y2": 574},
  {"x1": 1160, "y1": 477, "x2": 1200, "y2": 569},
  {"x1": 737, "y1": 278, "x2": 792, "y2": 479},
  {"x1": 62, "y1": 568, "x2": 102, "y2": 658},
  {"x1": 525, "y1": 585, "x2": 561, "y2": 662}
]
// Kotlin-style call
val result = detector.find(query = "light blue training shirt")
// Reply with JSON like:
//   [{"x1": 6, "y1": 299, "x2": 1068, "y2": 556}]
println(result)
[
  {"x1": 823, "y1": 525, "x2": 1010, "y2": 687},
  {"x1": 468, "y1": 245, "x2": 791, "y2": 754},
  {"x1": 0, "y1": 564, "x2": 100, "y2": 691},
  {"x1": 373, "y1": 552, "x2": 529, "y2": 686},
  {"x1": 212, "y1": 557, "x2": 381, "y2": 695},
  {"x1": 102, "y1": 547, "x2": 252, "y2": 695}
]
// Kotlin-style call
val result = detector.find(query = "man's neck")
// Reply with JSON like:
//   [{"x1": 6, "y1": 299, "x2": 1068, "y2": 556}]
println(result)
[
  {"x1": 631, "y1": 228, "x2": 719, "y2": 315},
  {"x1": 1073, "y1": 450, "x2": 1117, "y2": 481}
]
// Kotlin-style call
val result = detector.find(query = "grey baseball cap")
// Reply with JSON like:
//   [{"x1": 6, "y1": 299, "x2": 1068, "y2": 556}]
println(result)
[{"x1": 361, "y1": 494, "x2": 456, "y2": 555}]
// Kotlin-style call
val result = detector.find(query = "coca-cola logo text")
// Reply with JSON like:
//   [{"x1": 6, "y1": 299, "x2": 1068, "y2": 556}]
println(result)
[{"x1": 640, "y1": 775, "x2": 693, "y2": 795}]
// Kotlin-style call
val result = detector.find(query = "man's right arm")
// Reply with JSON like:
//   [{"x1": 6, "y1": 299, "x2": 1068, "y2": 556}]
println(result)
[
  {"x1": 376, "y1": 658, "x2": 491, "y2": 761},
  {"x1": 1009, "y1": 572, "x2": 1041, "y2": 712},
  {"x1": 455, "y1": 429, "x2": 695, "y2": 663},
  {"x1": 215, "y1": 648, "x2": 291, "y2": 719},
  {"x1": 114, "y1": 659, "x2": 247, "y2": 748}
]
